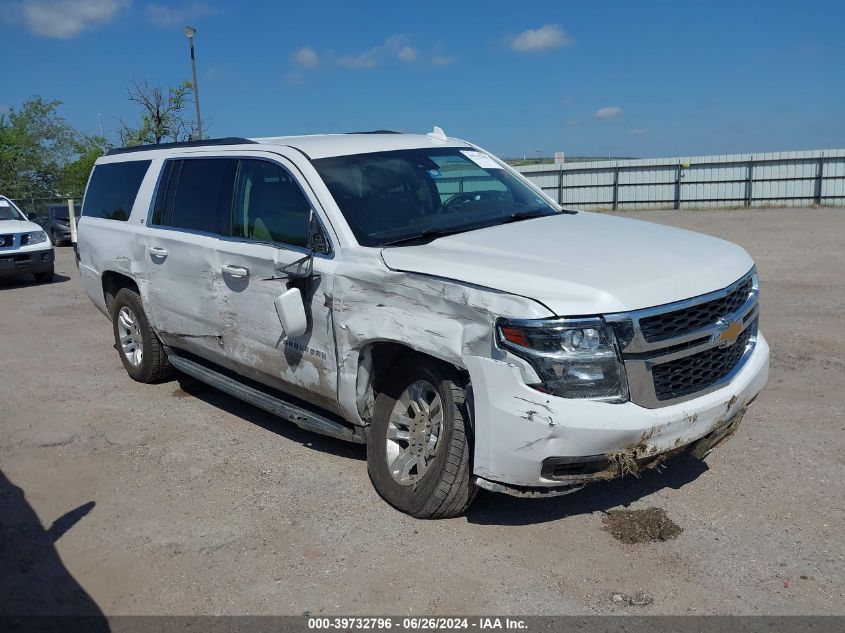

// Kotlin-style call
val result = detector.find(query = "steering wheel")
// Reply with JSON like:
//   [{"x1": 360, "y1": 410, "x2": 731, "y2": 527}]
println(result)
[{"x1": 442, "y1": 191, "x2": 499, "y2": 213}]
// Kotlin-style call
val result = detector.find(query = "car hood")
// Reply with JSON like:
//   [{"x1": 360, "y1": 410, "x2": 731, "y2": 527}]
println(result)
[
  {"x1": 380, "y1": 211, "x2": 755, "y2": 316},
  {"x1": 0, "y1": 219, "x2": 43, "y2": 234}
]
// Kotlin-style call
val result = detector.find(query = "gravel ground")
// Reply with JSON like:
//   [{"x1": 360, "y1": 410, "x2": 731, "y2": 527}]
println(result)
[{"x1": 1, "y1": 207, "x2": 843, "y2": 616}]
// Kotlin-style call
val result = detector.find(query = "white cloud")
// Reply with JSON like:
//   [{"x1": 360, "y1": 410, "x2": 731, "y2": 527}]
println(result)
[
  {"x1": 17, "y1": 0, "x2": 129, "y2": 39},
  {"x1": 339, "y1": 45, "x2": 381, "y2": 69},
  {"x1": 511, "y1": 24, "x2": 572, "y2": 53},
  {"x1": 595, "y1": 106, "x2": 623, "y2": 122},
  {"x1": 397, "y1": 45, "x2": 419, "y2": 62},
  {"x1": 146, "y1": 1, "x2": 211, "y2": 28},
  {"x1": 630, "y1": 127, "x2": 648, "y2": 135},
  {"x1": 296, "y1": 36, "x2": 447, "y2": 71},
  {"x1": 338, "y1": 35, "x2": 419, "y2": 69},
  {"x1": 293, "y1": 47, "x2": 320, "y2": 68}
]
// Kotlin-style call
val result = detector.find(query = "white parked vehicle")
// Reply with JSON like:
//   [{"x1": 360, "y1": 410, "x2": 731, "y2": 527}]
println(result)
[
  {"x1": 0, "y1": 195, "x2": 55, "y2": 283},
  {"x1": 77, "y1": 131, "x2": 768, "y2": 518}
]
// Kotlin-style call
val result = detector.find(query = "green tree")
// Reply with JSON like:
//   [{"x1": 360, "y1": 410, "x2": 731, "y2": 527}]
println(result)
[
  {"x1": 0, "y1": 96, "x2": 78, "y2": 200},
  {"x1": 57, "y1": 134, "x2": 109, "y2": 197},
  {"x1": 118, "y1": 78, "x2": 198, "y2": 146}
]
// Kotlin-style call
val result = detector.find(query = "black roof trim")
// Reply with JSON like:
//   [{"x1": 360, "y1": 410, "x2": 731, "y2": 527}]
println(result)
[
  {"x1": 344, "y1": 130, "x2": 402, "y2": 135},
  {"x1": 106, "y1": 137, "x2": 257, "y2": 156}
]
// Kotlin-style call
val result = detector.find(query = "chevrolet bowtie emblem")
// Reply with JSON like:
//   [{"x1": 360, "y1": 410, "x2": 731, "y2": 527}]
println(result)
[{"x1": 713, "y1": 319, "x2": 743, "y2": 346}]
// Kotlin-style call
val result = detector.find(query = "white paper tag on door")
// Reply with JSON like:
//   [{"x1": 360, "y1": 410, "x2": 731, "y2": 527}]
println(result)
[
  {"x1": 461, "y1": 150, "x2": 501, "y2": 169},
  {"x1": 0, "y1": 200, "x2": 10, "y2": 207}
]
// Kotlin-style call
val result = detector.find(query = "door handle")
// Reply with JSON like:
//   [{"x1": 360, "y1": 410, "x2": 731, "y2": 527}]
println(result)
[
  {"x1": 222, "y1": 264, "x2": 249, "y2": 278},
  {"x1": 148, "y1": 246, "x2": 168, "y2": 257}
]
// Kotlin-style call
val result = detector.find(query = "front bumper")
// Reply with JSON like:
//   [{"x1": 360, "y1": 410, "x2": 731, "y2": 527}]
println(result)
[
  {"x1": 465, "y1": 332, "x2": 769, "y2": 491},
  {"x1": 0, "y1": 247, "x2": 54, "y2": 277}
]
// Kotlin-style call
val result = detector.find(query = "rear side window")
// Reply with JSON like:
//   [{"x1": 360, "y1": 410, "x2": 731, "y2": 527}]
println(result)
[
  {"x1": 151, "y1": 158, "x2": 237, "y2": 234},
  {"x1": 82, "y1": 160, "x2": 151, "y2": 221}
]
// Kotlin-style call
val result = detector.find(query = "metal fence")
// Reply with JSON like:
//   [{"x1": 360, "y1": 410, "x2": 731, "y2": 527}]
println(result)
[
  {"x1": 515, "y1": 149, "x2": 845, "y2": 211},
  {"x1": 9, "y1": 196, "x2": 81, "y2": 220}
]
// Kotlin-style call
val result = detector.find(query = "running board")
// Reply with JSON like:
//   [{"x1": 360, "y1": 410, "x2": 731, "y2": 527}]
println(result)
[{"x1": 167, "y1": 352, "x2": 365, "y2": 444}]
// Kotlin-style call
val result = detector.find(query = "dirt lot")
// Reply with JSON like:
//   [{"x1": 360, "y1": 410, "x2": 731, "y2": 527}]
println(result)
[{"x1": 1, "y1": 207, "x2": 843, "y2": 616}]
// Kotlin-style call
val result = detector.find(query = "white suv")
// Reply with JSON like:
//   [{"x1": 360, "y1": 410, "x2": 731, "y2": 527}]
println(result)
[
  {"x1": 0, "y1": 196, "x2": 55, "y2": 283},
  {"x1": 77, "y1": 131, "x2": 768, "y2": 518}
]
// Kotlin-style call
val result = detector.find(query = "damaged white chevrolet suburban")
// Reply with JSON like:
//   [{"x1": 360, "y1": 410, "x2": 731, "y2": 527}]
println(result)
[{"x1": 78, "y1": 130, "x2": 768, "y2": 518}]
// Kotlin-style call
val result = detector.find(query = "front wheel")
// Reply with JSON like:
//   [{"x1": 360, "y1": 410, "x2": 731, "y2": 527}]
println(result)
[
  {"x1": 367, "y1": 357, "x2": 477, "y2": 519},
  {"x1": 50, "y1": 231, "x2": 62, "y2": 246}
]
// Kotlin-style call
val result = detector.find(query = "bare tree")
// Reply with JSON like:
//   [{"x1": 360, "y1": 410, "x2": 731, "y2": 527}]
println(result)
[{"x1": 118, "y1": 78, "x2": 203, "y2": 146}]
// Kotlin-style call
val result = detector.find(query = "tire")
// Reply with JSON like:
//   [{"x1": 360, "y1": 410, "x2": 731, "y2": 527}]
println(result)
[
  {"x1": 50, "y1": 230, "x2": 61, "y2": 247},
  {"x1": 367, "y1": 356, "x2": 477, "y2": 519},
  {"x1": 33, "y1": 266, "x2": 54, "y2": 283},
  {"x1": 110, "y1": 287, "x2": 174, "y2": 383}
]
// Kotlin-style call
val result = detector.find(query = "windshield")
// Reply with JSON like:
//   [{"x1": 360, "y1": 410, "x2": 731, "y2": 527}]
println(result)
[
  {"x1": 0, "y1": 198, "x2": 25, "y2": 221},
  {"x1": 313, "y1": 148, "x2": 561, "y2": 246}
]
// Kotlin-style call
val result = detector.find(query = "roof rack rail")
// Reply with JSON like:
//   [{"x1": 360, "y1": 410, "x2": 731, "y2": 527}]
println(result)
[
  {"x1": 345, "y1": 130, "x2": 401, "y2": 135},
  {"x1": 106, "y1": 137, "x2": 257, "y2": 156}
]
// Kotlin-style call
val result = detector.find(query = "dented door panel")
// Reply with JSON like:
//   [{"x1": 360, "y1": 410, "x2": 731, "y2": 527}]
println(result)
[
  {"x1": 142, "y1": 228, "x2": 228, "y2": 365},
  {"x1": 212, "y1": 237, "x2": 341, "y2": 413}
]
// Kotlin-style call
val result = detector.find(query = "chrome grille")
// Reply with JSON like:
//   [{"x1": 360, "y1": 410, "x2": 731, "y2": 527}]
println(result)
[
  {"x1": 0, "y1": 234, "x2": 14, "y2": 248},
  {"x1": 606, "y1": 269, "x2": 759, "y2": 408},
  {"x1": 640, "y1": 277, "x2": 753, "y2": 342},
  {"x1": 652, "y1": 318, "x2": 757, "y2": 401}
]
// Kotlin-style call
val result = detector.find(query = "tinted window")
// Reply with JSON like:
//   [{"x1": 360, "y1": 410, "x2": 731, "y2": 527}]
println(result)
[
  {"x1": 232, "y1": 160, "x2": 311, "y2": 247},
  {"x1": 82, "y1": 160, "x2": 151, "y2": 221},
  {"x1": 172, "y1": 159, "x2": 237, "y2": 234},
  {"x1": 313, "y1": 148, "x2": 557, "y2": 246}
]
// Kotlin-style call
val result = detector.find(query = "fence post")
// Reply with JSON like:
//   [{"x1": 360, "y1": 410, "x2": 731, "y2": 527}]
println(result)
[
  {"x1": 557, "y1": 167, "x2": 563, "y2": 205},
  {"x1": 815, "y1": 153, "x2": 825, "y2": 206},
  {"x1": 611, "y1": 165, "x2": 620, "y2": 210},
  {"x1": 674, "y1": 164, "x2": 682, "y2": 210},
  {"x1": 745, "y1": 158, "x2": 754, "y2": 207},
  {"x1": 67, "y1": 198, "x2": 78, "y2": 244}
]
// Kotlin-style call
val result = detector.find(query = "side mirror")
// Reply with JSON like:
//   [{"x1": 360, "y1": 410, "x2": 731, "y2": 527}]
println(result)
[
  {"x1": 274, "y1": 287, "x2": 308, "y2": 338},
  {"x1": 28, "y1": 213, "x2": 38, "y2": 221}
]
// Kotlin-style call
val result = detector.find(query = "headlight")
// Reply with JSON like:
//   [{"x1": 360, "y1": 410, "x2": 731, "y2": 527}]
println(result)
[
  {"x1": 23, "y1": 231, "x2": 47, "y2": 245},
  {"x1": 496, "y1": 317, "x2": 629, "y2": 402}
]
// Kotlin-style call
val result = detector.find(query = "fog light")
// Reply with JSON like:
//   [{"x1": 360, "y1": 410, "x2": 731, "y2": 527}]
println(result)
[{"x1": 42, "y1": 253, "x2": 52, "y2": 261}]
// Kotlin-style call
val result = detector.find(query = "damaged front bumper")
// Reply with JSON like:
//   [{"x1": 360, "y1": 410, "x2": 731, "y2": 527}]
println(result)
[{"x1": 465, "y1": 332, "x2": 769, "y2": 495}]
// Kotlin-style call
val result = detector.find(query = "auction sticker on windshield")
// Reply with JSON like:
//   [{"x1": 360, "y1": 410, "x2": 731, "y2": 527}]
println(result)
[{"x1": 460, "y1": 150, "x2": 501, "y2": 169}]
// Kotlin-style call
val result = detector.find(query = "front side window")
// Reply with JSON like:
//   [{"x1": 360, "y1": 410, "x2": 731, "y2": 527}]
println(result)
[
  {"x1": 82, "y1": 160, "x2": 151, "y2": 221},
  {"x1": 313, "y1": 148, "x2": 560, "y2": 247},
  {"x1": 231, "y1": 159, "x2": 311, "y2": 248}
]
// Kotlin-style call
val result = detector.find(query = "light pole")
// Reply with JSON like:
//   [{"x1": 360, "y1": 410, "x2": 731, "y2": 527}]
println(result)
[{"x1": 183, "y1": 25, "x2": 203, "y2": 140}]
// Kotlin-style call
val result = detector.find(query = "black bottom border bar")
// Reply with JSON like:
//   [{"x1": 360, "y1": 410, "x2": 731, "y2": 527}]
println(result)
[{"x1": 1, "y1": 616, "x2": 842, "y2": 633}]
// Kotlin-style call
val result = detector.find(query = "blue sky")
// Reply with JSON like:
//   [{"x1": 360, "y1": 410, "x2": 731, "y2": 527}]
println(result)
[{"x1": 2, "y1": 0, "x2": 843, "y2": 158}]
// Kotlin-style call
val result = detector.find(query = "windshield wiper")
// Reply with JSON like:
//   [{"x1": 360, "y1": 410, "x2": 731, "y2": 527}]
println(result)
[
  {"x1": 380, "y1": 208, "x2": 564, "y2": 247},
  {"x1": 498, "y1": 209, "x2": 555, "y2": 225},
  {"x1": 380, "y1": 226, "x2": 475, "y2": 247}
]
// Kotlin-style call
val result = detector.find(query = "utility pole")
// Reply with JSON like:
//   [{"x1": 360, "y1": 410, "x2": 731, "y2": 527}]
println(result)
[{"x1": 183, "y1": 26, "x2": 203, "y2": 140}]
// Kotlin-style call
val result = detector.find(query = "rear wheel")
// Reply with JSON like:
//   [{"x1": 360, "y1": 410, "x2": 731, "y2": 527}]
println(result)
[
  {"x1": 33, "y1": 266, "x2": 54, "y2": 283},
  {"x1": 367, "y1": 356, "x2": 477, "y2": 519},
  {"x1": 110, "y1": 288, "x2": 174, "y2": 383}
]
